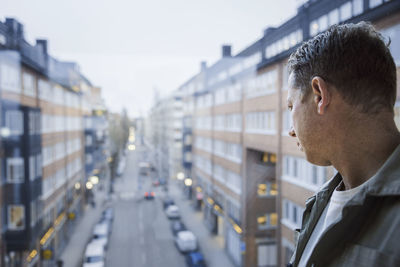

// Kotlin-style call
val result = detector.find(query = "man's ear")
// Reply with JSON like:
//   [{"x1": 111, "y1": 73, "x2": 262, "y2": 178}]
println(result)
[{"x1": 311, "y1": 76, "x2": 330, "y2": 115}]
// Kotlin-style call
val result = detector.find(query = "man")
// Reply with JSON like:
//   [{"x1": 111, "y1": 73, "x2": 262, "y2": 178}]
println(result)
[{"x1": 286, "y1": 22, "x2": 400, "y2": 267}]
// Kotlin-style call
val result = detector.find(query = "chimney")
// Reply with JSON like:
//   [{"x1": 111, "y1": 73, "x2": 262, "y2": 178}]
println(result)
[
  {"x1": 36, "y1": 39, "x2": 48, "y2": 55},
  {"x1": 263, "y1": 27, "x2": 276, "y2": 36},
  {"x1": 200, "y1": 61, "x2": 207, "y2": 72},
  {"x1": 222, "y1": 45, "x2": 232, "y2": 58},
  {"x1": 5, "y1": 18, "x2": 24, "y2": 46}
]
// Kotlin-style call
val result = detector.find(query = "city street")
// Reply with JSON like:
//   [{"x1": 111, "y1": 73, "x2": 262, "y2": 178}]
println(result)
[{"x1": 105, "y1": 146, "x2": 186, "y2": 267}]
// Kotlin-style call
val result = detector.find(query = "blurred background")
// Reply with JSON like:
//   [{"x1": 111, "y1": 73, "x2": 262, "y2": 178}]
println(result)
[{"x1": 0, "y1": 0, "x2": 399, "y2": 266}]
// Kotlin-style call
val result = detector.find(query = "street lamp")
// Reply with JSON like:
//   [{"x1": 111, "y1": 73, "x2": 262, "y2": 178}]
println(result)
[
  {"x1": 74, "y1": 182, "x2": 81, "y2": 190},
  {"x1": 184, "y1": 178, "x2": 192, "y2": 187},
  {"x1": 90, "y1": 176, "x2": 99, "y2": 185},
  {"x1": 86, "y1": 181, "x2": 93, "y2": 190}
]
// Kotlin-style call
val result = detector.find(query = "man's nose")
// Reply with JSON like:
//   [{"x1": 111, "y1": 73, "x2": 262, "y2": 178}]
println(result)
[{"x1": 289, "y1": 126, "x2": 296, "y2": 138}]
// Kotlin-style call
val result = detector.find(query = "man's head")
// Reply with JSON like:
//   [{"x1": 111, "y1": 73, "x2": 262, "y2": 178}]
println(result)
[{"x1": 286, "y1": 22, "x2": 397, "y2": 165}]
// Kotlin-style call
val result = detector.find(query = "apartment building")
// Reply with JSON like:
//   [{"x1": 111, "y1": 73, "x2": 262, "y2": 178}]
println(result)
[
  {"x1": 147, "y1": 90, "x2": 184, "y2": 182},
  {"x1": 0, "y1": 18, "x2": 107, "y2": 267},
  {"x1": 82, "y1": 85, "x2": 109, "y2": 201},
  {"x1": 180, "y1": 1, "x2": 400, "y2": 266}
]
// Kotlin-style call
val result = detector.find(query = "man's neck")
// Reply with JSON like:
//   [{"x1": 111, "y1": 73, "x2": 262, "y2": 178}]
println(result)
[{"x1": 330, "y1": 117, "x2": 400, "y2": 190}]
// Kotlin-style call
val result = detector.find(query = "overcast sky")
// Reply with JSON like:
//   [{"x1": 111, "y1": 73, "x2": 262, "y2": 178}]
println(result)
[{"x1": 1, "y1": 0, "x2": 302, "y2": 117}]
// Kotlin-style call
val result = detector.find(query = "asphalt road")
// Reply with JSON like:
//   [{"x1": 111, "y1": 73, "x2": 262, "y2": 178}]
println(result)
[{"x1": 105, "y1": 146, "x2": 186, "y2": 267}]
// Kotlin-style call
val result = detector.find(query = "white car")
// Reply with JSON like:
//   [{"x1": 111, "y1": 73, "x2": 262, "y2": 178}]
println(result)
[
  {"x1": 82, "y1": 241, "x2": 105, "y2": 267},
  {"x1": 165, "y1": 205, "x2": 180, "y2": 219},
  {"x1": 92, "y1": 222, "x2": 109, "y2": 250},
  {"x1": 175, "y1": 231, "x2": 198, "y2": 253}
]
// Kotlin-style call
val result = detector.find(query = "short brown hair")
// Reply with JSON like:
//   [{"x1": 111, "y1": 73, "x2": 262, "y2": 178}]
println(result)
[{"x1": 287, "y1": 22, "x2": 397, "y2": 114}]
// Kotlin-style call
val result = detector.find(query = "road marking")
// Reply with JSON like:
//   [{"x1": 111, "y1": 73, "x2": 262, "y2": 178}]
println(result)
[{"x1": 141, "y1": 253, "x2": 146, "y2": 264}]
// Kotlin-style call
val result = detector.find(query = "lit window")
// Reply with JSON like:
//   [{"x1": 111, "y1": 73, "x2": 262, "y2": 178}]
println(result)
[
  {"x1": 270, "y1": 213, "x2": 278, "y2": 226},
  {"x1": 258, "y1": 184, "x2": 267, "y2": 196},
  {"x1": 310, "y1": 20, "x2": 319, "y2": 36},
  {"x1": 8, "y1": 205, "x2": 25, "y2": 230}
]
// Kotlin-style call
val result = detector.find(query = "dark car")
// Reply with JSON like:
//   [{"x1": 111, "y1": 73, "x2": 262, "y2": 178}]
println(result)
[
  {"x1": 170, "y1": 220, "x2": 187, "y2": 236},
  {"x1": 144, "y1": 191, "x2": 155, "y2": 200},
  {"x1": 163, "y1": 197, "x2": 175, "y2": 209},
  {"x1": 185, "y1": 252, "x2": 206, "y2": 267}
]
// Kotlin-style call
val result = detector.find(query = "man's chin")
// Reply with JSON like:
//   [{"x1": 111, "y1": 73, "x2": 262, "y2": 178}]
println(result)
[{"x1": 305, "y1": 153, "x2": 332, "y2": 166}]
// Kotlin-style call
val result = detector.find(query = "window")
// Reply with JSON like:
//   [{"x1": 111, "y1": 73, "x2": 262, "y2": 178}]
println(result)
[
  {"x1": 266, "y1": 30, "x2": 302, "y2": 58},
  {"x1": 226, "y1": 114, "x2": 241, "y2": 132},
  {"x1": 282, "y1": 199, "x2": 303, "y2": 229},
  {"x1": 215, "y1": 88, "x2": 226, "y2": 105},
  {"x1": 5, "y1": 110, "x2": 23, "y2": 135},
  {"x1": 227, "y1": 171, "x2": 241, "y2": 194},
  {"x1": 282, "y1": 155, "x2": 328, "y2": 190},
  {"x1": 86, "y1": 135, "x2": 93, "y2": 146},
  {"x1": 36, "y1": 154, "x2": 42, "y2": 177},
  {"x1": 29, "y1": 156, "x2": 35, "y2": 181},
  {"x1": 7, "y1": 205, "x2": 25, "y2": 230},
  {"x1": 214, "y1": 115, "x2": 225, "y2": 131},
  {"x1": 340, "y1": 2, "x2": 352, "y2": 21},
  {"x1": 381, "y1": 24, "x2": 400, "y2": 66},
  {"x1": 282, "y1": 110, "x2": 293, "y2": 134},
  {"x1": 318, "y1": 15, "x2": 329, "y2": 32},
  {"x1": 246, "y1": 69, "x2": 277, "y2": 98},
  {"x1": 0, "y1": 64, "x2": 20, "y2": 93},
  {"x1": 312, "y1": 166, "x2": 318, "y2": 185},
  {"x1": 353, "y1": 0, "x2": 363, "y2": 16},
  {"x1": 329, "y1": 8, "x2": 340, "y2": 26},
  {"x1": 395, "y1": 102, "x2": 400, "y2": 130},
  {"x1": 23, "y1": 72, "x2": 35, "y2": 97},
  {"x1": 257, "y1": 182, "x2": 278, "y2": 196},
  {"x1": 369, "y1": 0, "x2": 383, "y2": 8},
  {"x1": 38, "y1": 79, "x2": 51, "y2": 101},
  {"x1": 246, "y1": 111, "x2": 276, "y2": 134},
  {"x1": 6, "y1": 158, "x2": 24, "y2": 183},
  {"x1": 226, "y1": 143, "x2": 242, "y2": 162},
  {"x1": 257, "y1": 244, "x2": 277, "y2": 267},
  {"x1": 310, "y1": 20, "x2": 319, "y2": 36}
]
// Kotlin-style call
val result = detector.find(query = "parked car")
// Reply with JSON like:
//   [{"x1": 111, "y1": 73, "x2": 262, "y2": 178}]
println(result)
[
  {"x1": 163, "y1": 197, "x2": 175, "y2": 210},
  {"x1": 144, "y1": 191, "x2": 155, "y2": 200},
  {"x1": 185, "y1": 252, "x2": 207, "y2": 267},
  {"x1": 92, "y1": 222, "x2": 109, "y2": 250},
  {"x1": 82, "y1": 241, "x2": 105, "y2": 267},
  {"x1": 152, "y1": 180, "x2": 160, "y2": 187},
  {"x1": 175, "y1": 231, "x2": 198, "y2": 253},
  {"x1": 101, "y1": 207, "x2": 114, "y2": 223},
  {"x1": 166, "y1": 205, "x2": 180, "y2": 219},
  {"x1": 170, "y1": 220, "x2": 187, "y2": 236}
]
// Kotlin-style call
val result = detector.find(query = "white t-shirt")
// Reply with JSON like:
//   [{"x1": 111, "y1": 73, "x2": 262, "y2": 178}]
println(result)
[{"x1": 298, "y1": 182, "x2": 365, "y2": 267}]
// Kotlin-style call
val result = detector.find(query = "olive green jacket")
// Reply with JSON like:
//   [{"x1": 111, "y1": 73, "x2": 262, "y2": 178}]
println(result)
[{"x1": 289, "y1": 145, "x2": 400, "y2": 267}]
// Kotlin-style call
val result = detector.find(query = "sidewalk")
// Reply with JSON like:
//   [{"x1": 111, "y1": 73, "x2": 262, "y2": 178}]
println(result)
[
  {"x1": 168, "y1": 181, "x2": 235, "y2": 267},
  {"x1": 59, "y1": 187, "x2": 108, "y2": 267}
]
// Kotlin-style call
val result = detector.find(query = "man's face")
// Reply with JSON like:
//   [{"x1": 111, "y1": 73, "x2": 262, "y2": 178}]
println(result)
[{"x1": 287, "y1": 73, "x2": 328, "y2": 165}]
